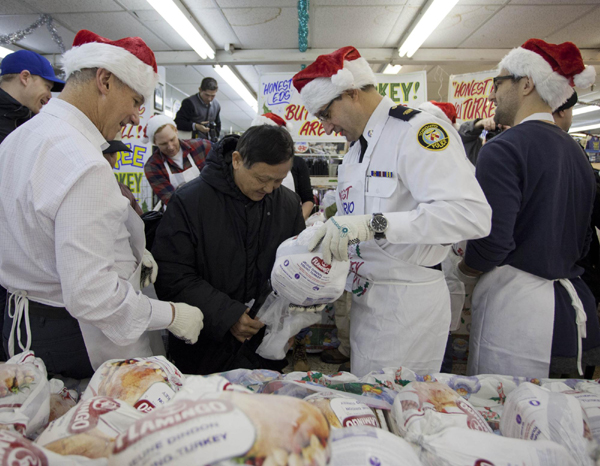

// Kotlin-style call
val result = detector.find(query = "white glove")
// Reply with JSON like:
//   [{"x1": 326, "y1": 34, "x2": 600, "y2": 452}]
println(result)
[
  {"x1": 288, "y1": 303, "x2": 327, "y2": 313},
  {"x1": 308, "y1": 215, "x2": 373, "y2": 263},
  {"x1": 141, "y1": 249, "x2": 158, "y2": 288},
  {"x1": 455, "y1": 259, "x2": 481, "y2": 286},
  {"x1": 168, "y1": 302, "x2": 204, "y2": 345}
]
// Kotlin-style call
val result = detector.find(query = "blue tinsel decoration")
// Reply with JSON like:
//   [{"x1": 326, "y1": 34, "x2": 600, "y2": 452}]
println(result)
[{"x1": 298, "y1": 0, "x2": 309, "y2": 53}]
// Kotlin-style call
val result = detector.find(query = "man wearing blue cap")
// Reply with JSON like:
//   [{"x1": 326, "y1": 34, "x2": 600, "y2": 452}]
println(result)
[{"x1": 0, "y1": 50, "x2": 64, "y2": 143}]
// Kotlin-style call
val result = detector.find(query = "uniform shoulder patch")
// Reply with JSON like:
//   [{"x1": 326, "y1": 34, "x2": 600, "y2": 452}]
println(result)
[
  {"x1": 417, "y1": 123, "x2": 450, "y2": 151},
  {"x1": 389, "y1": 105, "x2": 420, "y2": 121}
]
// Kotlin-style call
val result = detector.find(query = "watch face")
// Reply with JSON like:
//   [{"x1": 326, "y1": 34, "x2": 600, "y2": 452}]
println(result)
[{"x1": 371, "y1": 215, "x2": 388, "y2": 233}]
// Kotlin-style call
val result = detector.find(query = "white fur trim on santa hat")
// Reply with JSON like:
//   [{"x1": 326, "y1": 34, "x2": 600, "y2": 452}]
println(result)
[
  {"x1": 499, "y1": 47, "x2": 575, "y2": 111},
  {"x1": 300, "y1": 56, "x2": 377, "y2": 115},
  {"x1": 417, "y1": 101, "x2": 459, "y2": 129},
  {"x1": 143, "y1": 114, "x2": 176, "y2": 144},
  {"x1": 574, "y1": 65, "x2": 596, "y2": 89},
  {"x1": 61, "y1": 42, "x2": 158, "y2": 100},
  {"x1": 250, "y1": 114, "x2": 293, "y2": 131}
]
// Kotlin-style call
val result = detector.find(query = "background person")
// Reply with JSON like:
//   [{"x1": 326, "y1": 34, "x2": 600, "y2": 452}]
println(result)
[
  {"x1": 293, "y1": 46, "x2": 492, "y2": 377},
  {"x1": 458, "y1": 39, "x2": 600, "y2": 379},
  {"x1": 175, "y1": 76, "x2": 221, "y2": 142},
  {"x1": 152, "y1": 125, "x2": 305, "y2": 375},
  {"x1": 0, "y1": 30, "x2": 203, "y2": 379},
  {"x1": 103, "y1": 140, "x2": 143, "y2": 216},
  {"x1": 144, "y1": 114, "x2": 211, "y2": 206}
]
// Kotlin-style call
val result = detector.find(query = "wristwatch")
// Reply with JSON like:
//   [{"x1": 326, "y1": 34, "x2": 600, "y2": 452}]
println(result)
[{"x1": 369, "y1": 213, "x2": 388, "y2": 239}]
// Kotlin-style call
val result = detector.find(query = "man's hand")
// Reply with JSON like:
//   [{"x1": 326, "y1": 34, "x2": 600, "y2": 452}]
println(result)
[
  {"x1": 168, "y1": 303, "x2": 204, "y2": 345},
  {"x1": 456, "y1": 260, "x2": 483, "y2": 285},
  {"x1": 194, "y1": 122, "x2": 210, "y2": 133},
  {"x1": 475, "y1": 117, "x2": 497, "y2": 132},
  {"x1": 141, "y1": 249, "x2": 158, "y2": 289},
  {"x1": 230, "y1": 309, "x2": 265, "y2": 343},
  {"x1": 308, "y1": 215, "x2": 373, "y2": 263}
]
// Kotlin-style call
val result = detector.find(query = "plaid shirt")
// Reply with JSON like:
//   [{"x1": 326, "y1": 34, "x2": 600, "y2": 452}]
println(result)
[{"x1": 144, "y1": 138, "x2": 212, "y2": 205}]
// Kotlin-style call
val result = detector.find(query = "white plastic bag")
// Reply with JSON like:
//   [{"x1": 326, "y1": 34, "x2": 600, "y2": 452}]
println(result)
[
  {"x1": 329, "y1": 425, "x2": 422, "y2": 465},
  {"x1": 0, "y1": 351, "x2": 51, "y2": 438},
  {"x1": 304, "y1": 392, "x2": 380, "y2": 429},
  {"x1": 255, "y1": 292, "x2": 322, "y2": 360},
  {"x1": 81, "y1": 356, "x2": 184, "y2": 413},
  {"x1": 412, "y1": 426, "x2": 577, "y2": 466},
  {"x1": 500, "y1": 382, "x2": 595, "y2": 466},
  {"x1": 36, "y1": 396, "x2": 144, "y2": 459},
  {"x1": 271, "y1": 224, "x2": 349, "y2": 306}
]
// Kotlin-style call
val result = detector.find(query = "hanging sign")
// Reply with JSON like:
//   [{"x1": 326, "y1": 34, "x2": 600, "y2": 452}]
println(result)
[
  {"x1": 259, "y1": 71, "x2": 427, "y2": 142},
  {"x1": 448, "y1": 70, "x2": 497, "y2": 124}
]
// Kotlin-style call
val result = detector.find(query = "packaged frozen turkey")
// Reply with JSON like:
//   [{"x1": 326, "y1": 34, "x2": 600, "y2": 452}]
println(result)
[
  {"x1": 329, "y1": 425, "x2": 422, "y2": 466},
  {"x1": 0, "y1": 429, "x2": 106, "y2": 466},
  {"x1": 81, "y1": 357, "x2": 184, "y2": 413},
  {"x1": 412, "y1": 426, "x2": 577, "y2": 466},
  {"x1": 49, "y1": 378, "x2": 78, "y2": 423},
  {"x1": 0, "y1": 351, "x2": 51, "y2": 437},
  {"x1": 36, "y1": 396, "x2": 144, "y2": 459},
  {"x1": 392, "y1": 381, "x2": 492, "y2": 436},
  {"x1": 109, "y1": 391, "x2": 331, "y2": 466},
  {"x1": 304, "y1": 392, "x2": 380, "y2": 429},
  {"x1": 271, "y1": 224, "x2": 349, "y2": 306},
  {"x1": 500, "y1": 382, "x2": 595, "y2": 466}
]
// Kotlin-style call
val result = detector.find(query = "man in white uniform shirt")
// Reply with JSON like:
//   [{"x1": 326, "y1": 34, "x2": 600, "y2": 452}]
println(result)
[
  {"x1": 293, "y1": 47, "x2": 492, "y2": 376},
  {"x1": 0, "y1": 30, "x2": 203, "y2": 379}
]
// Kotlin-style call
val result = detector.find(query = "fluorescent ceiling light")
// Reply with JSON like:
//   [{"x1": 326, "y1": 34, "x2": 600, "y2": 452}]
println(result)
[
  {"x1": 0, "y1": 46, "x2": 14, "y2": 58},
  {"x1": 214, "y1": 65, "x2": 257, "y2": 113},
  {"x1": 146, "y1": 0, "x2": 214, "y2": 59},
  {"x1": 573, "y1": 105, "x2": 599, "y2": 116},
  {"x1": 383, "y1": 64, "x2": 402, "y2": 74},
  {"x1": 569, "y1": 123, "x2": 600, "y2": 133},
  {"x1": 399, "y1": 0, "x2": 459, "y2": 58}
]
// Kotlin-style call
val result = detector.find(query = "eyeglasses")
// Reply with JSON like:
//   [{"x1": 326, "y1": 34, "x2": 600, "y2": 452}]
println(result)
[
  {"x1": 316, "y1": 98, "x2": 337, "y2": 123},
  {"x1": 492, "y1": 75, "x2": 520, "y2": 93}
]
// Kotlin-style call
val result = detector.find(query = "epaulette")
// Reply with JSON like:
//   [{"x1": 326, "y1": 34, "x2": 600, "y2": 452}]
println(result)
[{"x1": 389, "y1": 105, "x2": 420, "y2": 121}]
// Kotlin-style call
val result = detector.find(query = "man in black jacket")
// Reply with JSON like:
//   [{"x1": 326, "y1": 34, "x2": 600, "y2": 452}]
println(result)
[
  {"x1": 174, "y1": 77, "x2": 221, "y2": 142},
  {"x1": 0, "y1": 50, "x2": 64, "y2": 143},
  {"x1": 152, "y1": 125, "x2": 305, "y2": 374}
]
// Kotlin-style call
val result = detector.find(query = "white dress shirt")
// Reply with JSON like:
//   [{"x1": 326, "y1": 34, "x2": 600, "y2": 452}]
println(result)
[{"x1": 0, "y1": 98, "x2": 172, "y2": 346}]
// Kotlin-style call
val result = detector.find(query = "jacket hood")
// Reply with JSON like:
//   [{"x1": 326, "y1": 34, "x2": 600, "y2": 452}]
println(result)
[{"x1": 201, "y1": 134, "x2": 250, "y2": 202}]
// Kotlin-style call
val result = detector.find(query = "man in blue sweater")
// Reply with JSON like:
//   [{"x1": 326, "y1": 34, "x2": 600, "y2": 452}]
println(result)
[{"x1": 457, "y1": 39, "x2": 600, "y2": 378}]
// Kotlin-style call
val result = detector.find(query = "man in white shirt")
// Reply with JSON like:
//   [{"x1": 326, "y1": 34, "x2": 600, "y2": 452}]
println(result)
[{"x1": 0, "y1": 30, "x2": 203, "y2": 378}]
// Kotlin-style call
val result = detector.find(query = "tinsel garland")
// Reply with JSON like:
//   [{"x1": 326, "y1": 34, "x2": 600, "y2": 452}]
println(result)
[
  {"x1": 298, "y1": 0, "x2": 309, "y2": 53},
  {"x1": 0, "y1": 14, "x2": 65, "y2": 53}
]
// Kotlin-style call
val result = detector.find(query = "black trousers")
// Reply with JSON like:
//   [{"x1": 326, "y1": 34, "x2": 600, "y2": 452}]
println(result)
[{"x1": 3, "y1": 297, "x2": 94, "y2": 379}]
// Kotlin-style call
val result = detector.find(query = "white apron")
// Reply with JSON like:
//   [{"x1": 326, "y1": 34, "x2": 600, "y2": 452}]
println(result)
[
  {"x1": 336, "y1": 142, "x2": 451, "y2": 378},
  {"x1": 7, "y1": 205, "x2": 165, "y2": 370},
  {"x1": 164, "y1": 154, "x2": 201, "y2": 190},
  {"x1": 281, "y1": 171, "x2": 295, "y2": 191},
  {"x1": 467, "y1": 265, "x2": 587, "y2": 378}
]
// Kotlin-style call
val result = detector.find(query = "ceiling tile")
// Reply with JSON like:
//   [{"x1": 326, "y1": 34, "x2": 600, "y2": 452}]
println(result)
[
  {"x1": 217, "y1": 0, "x2": 296, "y2": 7},
  {"x1": 313, "y1": 5, "x2": 404, "y2": 49},
  {"x1": 0, "y1": 0, "x2": 35, "y2": 15},
  {"x1": 510, "y1": 0, "x2": 599, "y2": 4},
  {"x1": 423, "y1": 5, "x2": 502, "y2": 48},
  {"x1": 545, "y1": 6, "x2": 600, "y2": 48},
  {"x1": 221, "y1": 7, "x2": 299, "y2": 49},
  {"x1": 23, "y1": 0, "x2": 124, "y2": 13},
  {"x1": 460, "y1": 5, "x2": 595, "y2": 48},
  {"x1": 235, "y1": 64, "x2": 260, "y2": 86},
  {"x1": 313, "y1": 0, "x2": 408, "y2": 4},
  {"x1": 53, "y1": 11, "x2": 171, "y2": 50},
  {"x1": 118, "y1": 0, "x2": 165, "y2": 9},
  {"x1": 130, "y1": 9, "x2": 190, "y2": 50},
  {"x1": 166, "y1": 65, "x2": 204, "y2": 85},
  {"x1": 186, "y1": 7, "x2": 240, "y2": 50},
  {"x1": 0, "y1": 15, "x2": 76, "y2": 54},
  {"x1": 382, "y1": 5, "x2": 421, "y2": 48}
]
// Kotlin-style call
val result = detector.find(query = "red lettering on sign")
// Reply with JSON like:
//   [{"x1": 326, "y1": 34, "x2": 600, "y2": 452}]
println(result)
[{"x1": 285, "y1": 104, "x2": 309, "y2": 122}]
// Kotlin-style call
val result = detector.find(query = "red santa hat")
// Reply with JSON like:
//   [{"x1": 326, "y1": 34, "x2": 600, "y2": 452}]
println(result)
[
  {"x1": 418, "y1": 101, "x2": 459, "y2": 129},
  {"x1": 61, "y1": 29, "x2": 159, "y2": 101},
  {"x1": 498, "y1": 38, "x2": 596, "y2": 110},
  {"x1": 292, "y1": 46, "x2": 377, "y2": 115},
  {"x1": 251, "y1": 112, "x2": 293, "y2": 131},
  {"x1": 142, "y1": 114, "x2": 177, "y2": 144}
]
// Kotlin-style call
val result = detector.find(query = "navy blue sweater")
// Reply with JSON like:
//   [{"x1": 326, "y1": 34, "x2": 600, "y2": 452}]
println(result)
[{"x1": 465, "y1": 120, "x2": 600, "y2": 357}]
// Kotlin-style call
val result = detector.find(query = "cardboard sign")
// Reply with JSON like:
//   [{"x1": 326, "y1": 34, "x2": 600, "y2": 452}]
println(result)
[{"x1": 448, "y1": 70, "x2": 497, "y2": 124}]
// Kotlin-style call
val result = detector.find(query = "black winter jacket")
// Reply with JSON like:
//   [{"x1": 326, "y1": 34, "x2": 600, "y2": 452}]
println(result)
[
  {"x1": 152, "y1": 134, "x2": 305, "y2": 374},
  {"x1": 0, "y1": 88, "x2": 32, "y2": 144}
]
